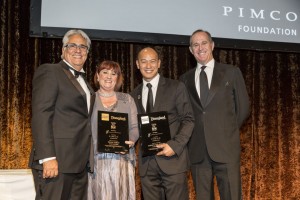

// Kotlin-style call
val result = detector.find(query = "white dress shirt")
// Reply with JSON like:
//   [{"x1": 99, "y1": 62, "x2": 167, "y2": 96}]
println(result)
[
  {"x1": 142, "y1": 74, "x2": 160, "y2": 111},
  {"x1": 194, "y1": 59, "x2": 215, "y2": 98}
]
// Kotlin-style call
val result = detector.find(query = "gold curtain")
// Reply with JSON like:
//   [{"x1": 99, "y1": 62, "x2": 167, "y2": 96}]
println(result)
[{"x1": 1, "y1": 0, "x2": 299, "y2": 199}]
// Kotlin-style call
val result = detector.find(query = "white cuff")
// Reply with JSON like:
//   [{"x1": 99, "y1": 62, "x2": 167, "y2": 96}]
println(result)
[{"x1": 39, "y1": 157, "x2": 56, "y2": 164}]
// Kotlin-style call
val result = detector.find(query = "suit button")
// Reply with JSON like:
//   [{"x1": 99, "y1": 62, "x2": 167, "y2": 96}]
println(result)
[{"x1": 203, "y1": 111, "x2": 206, "y2": 114}]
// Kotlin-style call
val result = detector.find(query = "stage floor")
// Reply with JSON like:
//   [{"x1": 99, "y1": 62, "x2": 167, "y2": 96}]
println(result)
[{"x1": 0, "y1": 169, "x2": 36, "y2": 200}]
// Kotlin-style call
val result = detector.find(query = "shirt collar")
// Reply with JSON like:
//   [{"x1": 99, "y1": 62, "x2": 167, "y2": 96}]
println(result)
[
  {"x1": 143, "y1": 73, "x2": 160, "y2": 89},
  {"x1": 63, "y1": 59, "x2": 85, "y2": 73},
  {"x1": 196, "y1": 59, "x2": 215, "y2": 71}
]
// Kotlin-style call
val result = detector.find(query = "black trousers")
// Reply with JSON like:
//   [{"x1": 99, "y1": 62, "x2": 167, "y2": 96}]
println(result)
[
  {"x1": 141, "y1": 156, "x2": 189, "y2": 200},
  {"x1": 32, "y1": 168, "x2": 88, "y2": 200},
  {"x1": 191, "y1": 147, "x2": 242, "y2": 200}
]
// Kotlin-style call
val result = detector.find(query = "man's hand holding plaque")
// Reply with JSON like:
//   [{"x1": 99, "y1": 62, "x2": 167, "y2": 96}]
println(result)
[
  {"x1": 98, "y1": 111, "x2": 129, "y2": 153},
  {"x1": 138, "y1": 111, "x2": 171, "y2": 157},
  {"x1": 156, "y1": 143, "x2": 175, "y2": 157}
]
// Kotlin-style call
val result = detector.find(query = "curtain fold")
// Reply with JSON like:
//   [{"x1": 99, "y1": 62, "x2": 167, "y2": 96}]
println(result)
[{"x1": 0, "y1": 0, "x2": 299, "y2": 199}]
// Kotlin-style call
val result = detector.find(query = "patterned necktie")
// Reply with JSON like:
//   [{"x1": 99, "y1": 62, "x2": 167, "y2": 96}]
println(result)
[
  {"x1": 200, "y1": 66, "x2": 209, "y2": 106},
  {"x1": 146, "y1": 83, "x2": 154, "y2": 113}
]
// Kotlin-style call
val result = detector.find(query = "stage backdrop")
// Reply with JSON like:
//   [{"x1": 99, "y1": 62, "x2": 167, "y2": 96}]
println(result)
[{"x1": 0, "y1": 0, "x2": 299, "y2": 199}]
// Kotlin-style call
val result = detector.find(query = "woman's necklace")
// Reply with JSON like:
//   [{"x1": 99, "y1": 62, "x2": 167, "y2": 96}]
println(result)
[
  {"x1": 103, "y1": 102, "x2": 117, "y2": 112},
  {"x1": 98, "y1": 91, "x2": 116, "y2": 98}
]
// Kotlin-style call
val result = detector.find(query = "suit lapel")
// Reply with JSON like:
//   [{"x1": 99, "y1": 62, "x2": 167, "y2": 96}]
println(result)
[
  {"x1": 89, "y1": 90, "x2": 95, "y2": 115},
  {"x1": 186, "y1": 68, "x2": 202, "y2": 107},
  {"x1": 154, "y1": 76, "x2": 167, "y2": 112},
  {"x1": 205, "y1": 63, "x2": 225, "y2": 107},
  {"x1": 60, "y1": 61, "x2": 91, "y2": 112},
  {"x1": 136, "y1": 84, "x2": 146, "y2": 114}
]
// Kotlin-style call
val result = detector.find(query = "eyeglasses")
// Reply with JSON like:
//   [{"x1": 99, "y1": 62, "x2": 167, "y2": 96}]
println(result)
[{"x1": 64, "y1": 43, "x2": 89, "y2": 53}]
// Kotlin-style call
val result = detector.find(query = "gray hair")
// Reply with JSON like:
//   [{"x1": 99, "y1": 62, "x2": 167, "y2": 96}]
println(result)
[{"x1": 61, "y1": 29, "x2": 91, "y2": 59}]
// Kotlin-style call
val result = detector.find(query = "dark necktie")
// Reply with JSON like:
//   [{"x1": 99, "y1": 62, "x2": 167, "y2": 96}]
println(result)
[
  {"x1": 69, "y1": 67, "x2": 86, "y2": 78},
  {"x1": 146, "y1": 83, "x2": 154, "y2": 113},
  {"x1": 200, "y1": 66, "x2": 209, "y2": 106}
]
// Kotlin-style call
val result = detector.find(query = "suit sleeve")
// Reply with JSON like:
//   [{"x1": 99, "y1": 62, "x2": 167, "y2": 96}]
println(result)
[
  {"x1": 234, "y1": 67, "x2": 250, "y2": 128},
  {"x1": 31, "y1": 65, "x2": 58, "y2": 161},
  {"x1": 128, "y1": 95, "x2": 139, "y2": 143},
  {"x1": 167, "y1": 82, "x2": 194, "y2": 156}
]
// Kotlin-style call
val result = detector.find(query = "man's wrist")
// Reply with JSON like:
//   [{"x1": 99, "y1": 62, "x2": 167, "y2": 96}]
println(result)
[{"x1": 39, "y1": 157, "x2": 56, "y2": 164}]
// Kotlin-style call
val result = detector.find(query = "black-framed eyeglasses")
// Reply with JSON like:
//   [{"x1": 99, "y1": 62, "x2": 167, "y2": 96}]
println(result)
[{"x1": 64, "y1": 43, "x2": 89, "y2": 53}]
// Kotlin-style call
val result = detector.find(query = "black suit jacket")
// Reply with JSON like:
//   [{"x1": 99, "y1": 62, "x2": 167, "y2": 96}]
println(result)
[
  {"x1": 180, "y1": 62, "x2": 249, "y2": 164},
  {"x1": 131, "y1": 76, "x2": 194, "y2": 176},
  {"x1": 29, "y1": 61, "x2": 95, "y2": 173}
]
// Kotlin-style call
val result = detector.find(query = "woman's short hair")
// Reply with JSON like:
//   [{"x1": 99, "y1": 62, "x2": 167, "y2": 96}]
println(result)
[{"x1": 94, "y1": 60, "x2": 124, "y2": 91}]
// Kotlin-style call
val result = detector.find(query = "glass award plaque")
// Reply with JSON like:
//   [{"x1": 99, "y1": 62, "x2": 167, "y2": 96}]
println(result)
[
  {"x1": 138, "y1": 111, "x2": 171, "y2": 157},
  {"x1": 97, "y1": 111, "x2": 129, "y2": 153}
]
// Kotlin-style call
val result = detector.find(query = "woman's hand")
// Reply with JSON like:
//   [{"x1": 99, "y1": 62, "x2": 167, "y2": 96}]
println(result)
[
  {"x1": 118, "y1": 140, "x2": 135, "y2": 154},
  {"x1": 125, "y1": 140, "x2": 134, "y2": 148}
]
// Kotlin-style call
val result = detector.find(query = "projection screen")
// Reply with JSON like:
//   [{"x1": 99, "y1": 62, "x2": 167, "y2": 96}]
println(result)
[{"x1": 30, "y1": 0, "x2": 300, "y2": 52}]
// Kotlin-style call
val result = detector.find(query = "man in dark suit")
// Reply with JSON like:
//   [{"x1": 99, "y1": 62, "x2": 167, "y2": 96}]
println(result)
[
  {"x1": 180, "y1": 29, "x2": 250, "y2": 200},
  {"x1": 131, "y1": 47, "x2": 194, "y2": 200},
  {"x1": 29, "y1": 29, "x2": 95, "y2": 200}
]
